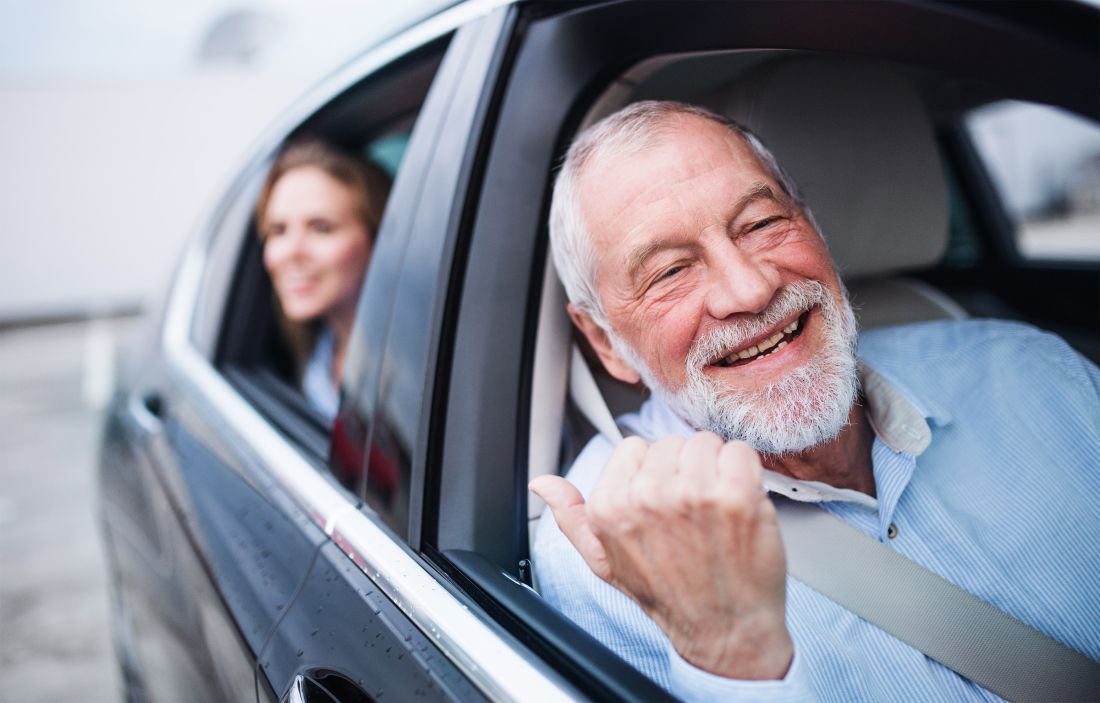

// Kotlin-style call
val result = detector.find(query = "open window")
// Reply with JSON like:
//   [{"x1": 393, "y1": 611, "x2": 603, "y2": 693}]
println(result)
[
  {"x1": 208, "y1": 38, "x2": 451, "y2": 475},
  {"x1": 426, "y1": 1, "x2": 1099, "y2": 699},
  {"x1": 966, "y1": 100, "x2": 1100, "y2": 262}
]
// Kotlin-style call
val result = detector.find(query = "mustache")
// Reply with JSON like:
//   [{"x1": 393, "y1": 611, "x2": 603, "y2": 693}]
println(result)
[{"x1": 686, "y1": 280, "x2": 830, "y2": 369}]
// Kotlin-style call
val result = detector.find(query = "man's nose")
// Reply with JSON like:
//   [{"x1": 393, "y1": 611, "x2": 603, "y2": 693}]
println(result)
[{"x1": 704, "y1": 246, "x2": 780, "y2": 319}]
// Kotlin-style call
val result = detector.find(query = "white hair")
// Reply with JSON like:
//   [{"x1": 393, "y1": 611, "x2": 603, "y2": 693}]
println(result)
[{"x1": 548, "y1": 100, "x2": 808, "y2": 330}]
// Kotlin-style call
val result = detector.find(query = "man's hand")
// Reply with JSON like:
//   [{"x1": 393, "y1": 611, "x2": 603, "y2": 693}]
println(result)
[{"x1": 530, "y1": 432, "x2": 793, "y2": 680}]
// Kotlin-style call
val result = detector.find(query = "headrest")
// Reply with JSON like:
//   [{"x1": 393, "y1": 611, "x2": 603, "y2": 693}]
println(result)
[{"x1": 708, "y1": 57, "x2": 948, "y2": 279}]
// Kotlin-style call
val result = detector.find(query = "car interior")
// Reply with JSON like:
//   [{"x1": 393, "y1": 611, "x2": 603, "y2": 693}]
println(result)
[{"x1": 525, "y1": 48, "x2": 1100, "y2": 551}]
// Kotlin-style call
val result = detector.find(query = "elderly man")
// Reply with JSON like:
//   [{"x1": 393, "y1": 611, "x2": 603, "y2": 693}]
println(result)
[{"x1": 530, "y1": 101, "x2": 1100, "y2": 701}]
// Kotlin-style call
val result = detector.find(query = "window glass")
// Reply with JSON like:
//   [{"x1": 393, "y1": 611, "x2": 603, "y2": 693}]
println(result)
[
  {"x1": 966, "y1": 101, "x2": 1100, "y2": 260},
  {"x1": 940, "y1": 164, "x2": 984, "y2": 268},
  {"x1": 213, "y1": 39, "x2": 450, "y2": 476},
  {"x1": 190, "y1": 175, "x2": 265, "y2": 357},
  {"x1": 367, "y1": 133, "x2": 410, "y2": 175}
]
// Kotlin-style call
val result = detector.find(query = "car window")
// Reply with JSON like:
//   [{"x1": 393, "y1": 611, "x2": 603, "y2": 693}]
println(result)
[
  {"x1": 431, "y1": 1, "x2": 1100, "y2": 698},
  {"x1": 966, "y1": 100, "x2": 1100, "y2": 261},
  {"x1": 332, "y1": 14, "x2": 518, "y2": 542},
  {"x1": 209, "y1": 37, "x2": 452, "y2": 473}
]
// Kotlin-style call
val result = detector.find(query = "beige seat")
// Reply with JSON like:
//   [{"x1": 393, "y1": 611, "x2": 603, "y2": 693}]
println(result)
[
  {"x1": 528, "y1": 54, "x2": 966, "y2": 535},
  {"x1": 706, "y1": 56, "x2": 959, "y2": 328}
]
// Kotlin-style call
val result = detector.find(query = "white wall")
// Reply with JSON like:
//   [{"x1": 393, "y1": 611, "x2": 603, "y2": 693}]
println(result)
[
  {"x1": 0, "y1": 73, "x2": 300, "y2": 321},
  {"x1": 0, "y1": 0, "x2": 428, "y2": 323}
]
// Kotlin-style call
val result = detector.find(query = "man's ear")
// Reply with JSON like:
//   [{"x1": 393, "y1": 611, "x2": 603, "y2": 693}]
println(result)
[{"x1": 567, "y1": 303, "x2": 642, "y2": 385}]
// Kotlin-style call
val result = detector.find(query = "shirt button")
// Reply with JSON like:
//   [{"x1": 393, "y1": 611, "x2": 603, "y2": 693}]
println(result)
[{"x1": 887, "y1": 523, "x2": 899, "y2": 540}]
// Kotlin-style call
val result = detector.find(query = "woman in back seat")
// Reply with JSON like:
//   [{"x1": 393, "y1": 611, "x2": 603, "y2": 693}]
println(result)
[{"x1": 255, "y1": 140, "x2": 391, "y2": 419}]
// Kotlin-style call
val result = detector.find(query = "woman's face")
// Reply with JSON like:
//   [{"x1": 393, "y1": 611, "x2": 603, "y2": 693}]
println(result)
[{"x1": 262, "y1": 165, "x2": 372, "y2": 329}]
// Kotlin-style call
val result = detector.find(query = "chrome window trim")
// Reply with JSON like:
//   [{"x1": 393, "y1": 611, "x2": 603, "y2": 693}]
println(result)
[{"x1": 161, "y1": 2, "x2": 580, "y2": 700}]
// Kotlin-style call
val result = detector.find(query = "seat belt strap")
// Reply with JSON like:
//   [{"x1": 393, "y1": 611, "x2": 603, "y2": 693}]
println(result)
[
  {"x1": 569, "y1": 346, "x2": 624, "y2": 443},
  {"x1": 567, "y1": 345, "x2": 1100, "y2": 702},
  {"x1": 774, "y1": 498, "x2": 1099, "y2": 702}
]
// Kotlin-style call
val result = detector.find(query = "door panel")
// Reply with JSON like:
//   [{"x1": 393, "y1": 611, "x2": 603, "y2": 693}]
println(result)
[
  {"x1": 260, "y1": 542, "x2": 485, "y2": 702},
  {"x1": 101, "y1": 407, "x2": 217, "y2": 703},
  {"x1": 103, "y1": 383, "x2": 328, "y2": 702},
  {"x1": 162, "y1": 409, "x2": 327, "y2": 647}
]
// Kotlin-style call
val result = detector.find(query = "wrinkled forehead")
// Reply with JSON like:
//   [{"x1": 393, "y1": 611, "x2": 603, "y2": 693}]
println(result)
[
  {"x1": 575, "y1": 117, "x2": 783, "y2": 248},
  {"x1": 579, "y1": 113, "x2": 746, "y2": 184},
  {"x1": 580, "y1": 116, "x2": 738, "y2": 203}
]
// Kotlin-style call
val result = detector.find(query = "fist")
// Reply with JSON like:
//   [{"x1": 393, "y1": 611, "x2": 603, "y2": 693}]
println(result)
[{"x1": 531, "y1": 432, "x2": 793, "y2": 680}]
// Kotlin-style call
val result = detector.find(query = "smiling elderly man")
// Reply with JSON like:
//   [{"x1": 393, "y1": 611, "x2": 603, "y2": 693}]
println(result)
[{"x1": 530, "y1": 101, "x2": 1100, "y2": 701}]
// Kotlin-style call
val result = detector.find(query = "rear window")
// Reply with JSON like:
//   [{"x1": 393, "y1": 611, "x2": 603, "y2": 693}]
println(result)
[{"x1": 966, "y1": 100, "x2": 1100, "y2": 261}]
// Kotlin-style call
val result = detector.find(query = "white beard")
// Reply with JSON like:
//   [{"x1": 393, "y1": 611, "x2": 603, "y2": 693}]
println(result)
[{"x1": 610, "y1": 280, "x2": 860, "y2": 456}]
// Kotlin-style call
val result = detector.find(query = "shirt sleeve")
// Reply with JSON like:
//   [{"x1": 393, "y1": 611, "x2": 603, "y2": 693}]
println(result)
[{"x1": 668, "y1": 645, "x2": 817, "y2": 703}]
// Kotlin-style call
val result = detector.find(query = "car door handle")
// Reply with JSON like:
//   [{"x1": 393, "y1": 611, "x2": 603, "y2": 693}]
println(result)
[
  {"x1": 280, "y1": 673, "x2": 371, "y2": 703},
  {"x1": 127, "y1": 392, "x2": 165, "y2": 435},
  {"x1": 281, "y1": 676, "x2": 308, "y2": 703}
]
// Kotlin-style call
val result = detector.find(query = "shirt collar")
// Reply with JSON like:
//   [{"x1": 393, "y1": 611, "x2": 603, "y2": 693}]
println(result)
[
  {"x1": 860, "y1": 361, "x2": 951, "y2": 456},
  {"x1": 629, "y1": 359, "x2": 950, "y2": 510}
]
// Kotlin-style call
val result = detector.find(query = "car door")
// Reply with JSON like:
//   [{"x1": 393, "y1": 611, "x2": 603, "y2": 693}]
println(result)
[
  {"x1": 416, "y1": 0, "x2": 1099, "y2": 699},
  {"x1": 101, "y1": 164, "x2": 329, "y2": 703},
  {"x1": 255, "y1": 7, "x2": 520, "y2": 701},
  {"x1": 100, "y1": 6, "x2": 510, "y2": 703},
  {"x1": 251, "y1": 1, "x2": 642, "y2": 699}
]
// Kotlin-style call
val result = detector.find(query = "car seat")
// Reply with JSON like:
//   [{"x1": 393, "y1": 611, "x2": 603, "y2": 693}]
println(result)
[{"x1": 528, "y1": 55, "x2": 965, "y2": 540}]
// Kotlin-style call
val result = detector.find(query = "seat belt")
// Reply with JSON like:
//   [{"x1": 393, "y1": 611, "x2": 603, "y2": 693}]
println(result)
[
  {"x1": 567, "y1": 346, "x2": 1100, "y2": 702},
  {"x1": 775, "y1": 498, "x2": 1099, "y2": 702}
]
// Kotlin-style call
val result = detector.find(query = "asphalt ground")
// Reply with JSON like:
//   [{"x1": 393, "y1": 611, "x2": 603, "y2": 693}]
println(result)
[{"x1": 0, "y1": 318, "x2": 135, "y2": 703}]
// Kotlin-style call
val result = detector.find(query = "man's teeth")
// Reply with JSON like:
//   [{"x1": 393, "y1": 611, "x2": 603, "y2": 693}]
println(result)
[{"x1": 720, "y1": 318, "x2": 801, "y2": 365}]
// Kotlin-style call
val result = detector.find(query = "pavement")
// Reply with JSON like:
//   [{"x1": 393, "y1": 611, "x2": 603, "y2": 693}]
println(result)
[{"x1": 0, "y1": 317, "x2": 138, "y2": 703}]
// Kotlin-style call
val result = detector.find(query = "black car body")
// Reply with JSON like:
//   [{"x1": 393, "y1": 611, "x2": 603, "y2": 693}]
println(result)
[{"x1": 98, "y1": 1, "x2": 1100, "y2": 700}]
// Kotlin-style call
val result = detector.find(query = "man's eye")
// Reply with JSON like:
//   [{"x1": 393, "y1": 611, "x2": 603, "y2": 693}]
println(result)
[
  {"x1": 749, "y1": 216, "x2": 782, "y2": 232},
  {"x1": 658, "y1": 265, "x2": 684, "y2": 281}
]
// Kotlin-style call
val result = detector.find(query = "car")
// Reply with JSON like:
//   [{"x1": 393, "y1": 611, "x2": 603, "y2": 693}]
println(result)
[{"x1": 97, "y1": 1, "x2": 1100, "y2": 701}]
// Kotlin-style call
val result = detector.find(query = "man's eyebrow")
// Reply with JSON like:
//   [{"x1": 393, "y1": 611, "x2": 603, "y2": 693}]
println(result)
[
  {"x1": 623, "y1": 182, "x2": 787, "y2": 285},
  {"x1": 733, "y1": 182, "x2": 786, "y2": 214},
  {"x1": 625, "y1": 238, "x2": 678, "y2": 286}
]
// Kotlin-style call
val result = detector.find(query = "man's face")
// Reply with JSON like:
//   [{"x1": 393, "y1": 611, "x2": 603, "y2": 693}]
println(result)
[{"x1": 573, "y1": 115, "x2": 858, "y2": 453}]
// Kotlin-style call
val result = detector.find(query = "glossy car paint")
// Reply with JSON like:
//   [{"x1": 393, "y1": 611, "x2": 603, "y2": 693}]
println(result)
[{"x1": 98, "y1": 2, "x2": 557, "y2": 701}]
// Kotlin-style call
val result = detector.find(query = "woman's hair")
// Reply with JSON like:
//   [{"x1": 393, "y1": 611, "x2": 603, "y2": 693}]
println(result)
[
  {"x1": 256, "y1": 139, "x2": 393, "y2": 378},
  {"x1": 256, "y1": 139, "x2": 392, "y2": 241}
]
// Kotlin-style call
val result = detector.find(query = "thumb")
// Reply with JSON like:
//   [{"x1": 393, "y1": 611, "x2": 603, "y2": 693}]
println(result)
[{"x1": 530, "y1": 476, "x2": 610, "y2": 581}]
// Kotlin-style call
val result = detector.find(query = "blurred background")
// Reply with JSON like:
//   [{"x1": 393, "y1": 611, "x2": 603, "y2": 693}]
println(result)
[
  {"x1": 0, "y1": 1, "x2": 1097, "y2": 700},
  {"x1": 0, "y1": 0, "x2": 430, "y2": 323},
  {"x1": 0, "y1": 1, "x2": 410, "y2": 700}
]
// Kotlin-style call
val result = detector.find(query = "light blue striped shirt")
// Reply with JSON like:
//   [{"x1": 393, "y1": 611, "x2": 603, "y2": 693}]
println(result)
[{"x1": 533, "y1": 319, "x2": 1100, "y2": 702}]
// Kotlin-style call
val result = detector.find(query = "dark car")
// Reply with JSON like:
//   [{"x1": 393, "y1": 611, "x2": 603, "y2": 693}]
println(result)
[{"x1": 98, "y1": 1, "x2": 1100, "y2": 701}]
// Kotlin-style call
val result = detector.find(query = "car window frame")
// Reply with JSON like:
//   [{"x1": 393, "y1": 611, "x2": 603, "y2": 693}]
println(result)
[
  {"x1": 159, "y1": 5, "x2": 587, "y2": 700},
  {"x1": 426, "y1": 0, "x2": 1100, "y2": 697},
  {"x1": 201, "y1": 38, "x2": 456, "y2": 482},
  {"x1": 434, "y1": 0, "x2": 1100, "y2": 562}
]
